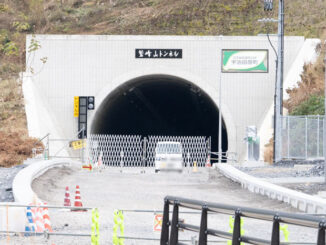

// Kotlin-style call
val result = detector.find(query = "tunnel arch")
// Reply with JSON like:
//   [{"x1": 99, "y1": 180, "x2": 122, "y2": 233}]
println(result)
[{"x1": 89, "y1": 71, "x2": 236, "y2": 154}]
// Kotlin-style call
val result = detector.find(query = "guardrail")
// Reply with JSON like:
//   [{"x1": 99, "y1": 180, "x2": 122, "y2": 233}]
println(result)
[
  {"x1": 160, "y1": 196, "x2": 326, "y2": 245},
  {"x1": 210, "y1": 152, "x2": 238, "y2": 163}
]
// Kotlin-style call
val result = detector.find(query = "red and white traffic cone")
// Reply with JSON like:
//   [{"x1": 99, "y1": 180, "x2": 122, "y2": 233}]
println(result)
[
  {"x1": 63, "y1": 186, "x2": 71, "y2": 207},
  {"x1": 43, "y1": 202, "x2": 53, "y2": 232},
  {"x1": 72, "y1": 185, "x2": 87, "y2": 212},
  {"x1": 31, "y1": 203, "x2": 45, "y2": 232},
  {"x1": 205, "y1": 155, "x2": 211, "y2": 168}
]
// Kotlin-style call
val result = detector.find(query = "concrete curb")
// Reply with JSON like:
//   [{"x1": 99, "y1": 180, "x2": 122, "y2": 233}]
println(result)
[
  {"x1": 0, "y1": 158, "x2": 78, "y2": 232},
  {"x1": 12, "y1": 159, "x2": 74, "y2": 204},
  {"x1": 217, "y1": 163, "x2": 326, "y2": 214}
]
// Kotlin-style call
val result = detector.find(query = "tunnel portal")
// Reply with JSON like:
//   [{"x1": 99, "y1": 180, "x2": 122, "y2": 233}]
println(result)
[{"x1": 91, "y1": 75, "x2": 228, "y2": 153}]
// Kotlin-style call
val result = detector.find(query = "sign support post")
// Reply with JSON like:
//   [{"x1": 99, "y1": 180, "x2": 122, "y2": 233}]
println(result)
[
  {"x1": 274, "y1": 0, "x2": 284, "y2": 163},
  {"x1": 324, "y1": 54, "x2": 326, "y2": 183},
  {"x1": 218, "y1": 65, "x2": 222, "y2": 164}
]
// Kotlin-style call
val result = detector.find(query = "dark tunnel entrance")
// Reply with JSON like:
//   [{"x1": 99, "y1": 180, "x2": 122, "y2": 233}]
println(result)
[{"x1": 91, "y1": 75, "x2": 228, "y2": 154}]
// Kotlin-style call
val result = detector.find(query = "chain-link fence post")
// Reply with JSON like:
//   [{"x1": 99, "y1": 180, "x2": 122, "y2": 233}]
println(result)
[
  {"x1": 324, "y1": 55, "x2": 326, "y2": 182},
  {"x1": 317, "y1": 115, "x2": 320, "y2": 158},
  {"x1": 287, "y1": 116, "x2": 290, "y2": 158},
  {"x1": 305, "y1": 116, "x2": 308, "y2": 159}
]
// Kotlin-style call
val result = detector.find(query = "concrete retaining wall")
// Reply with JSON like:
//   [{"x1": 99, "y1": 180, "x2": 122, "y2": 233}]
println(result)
[
  {"x1": 217, "y1": 163, "x2": 326, "y2": 214},
  {"x1": 0, "y1": 159, "x2": 76, "y2": 232}
]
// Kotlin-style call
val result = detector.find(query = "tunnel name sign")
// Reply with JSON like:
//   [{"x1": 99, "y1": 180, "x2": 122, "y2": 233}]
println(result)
[
  {"x1": 222, "y1": 50, "x2": 268, "y2": 73},
  {"x1": 135, "y1": 49, "x2": 182, "y2": 59}
]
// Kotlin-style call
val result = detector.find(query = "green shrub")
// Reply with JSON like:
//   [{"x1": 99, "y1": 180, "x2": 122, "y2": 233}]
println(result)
[{"x1": 290, "y1": 95, "x2": 325, "y2": 116}]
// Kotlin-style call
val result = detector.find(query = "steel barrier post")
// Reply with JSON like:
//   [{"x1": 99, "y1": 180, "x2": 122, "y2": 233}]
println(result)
[
  {"x1": 317, "y1": 222, "x2": 325, "y2": 245},
  {"x1": 169, "y1": 202, "x2": 179, "y2": 245},
  {"x1": 198, "y1": 206, "x2": 208, "y2": 245},
  {"x1": 271, "y1": 216, "x2": 280, "y2": 245},
  {"x1": 161, "y1": 199, "x2": 170, "y2": 245},
  {"x1": 232, "y1": 210, "x2": 241, "y2": 245}
]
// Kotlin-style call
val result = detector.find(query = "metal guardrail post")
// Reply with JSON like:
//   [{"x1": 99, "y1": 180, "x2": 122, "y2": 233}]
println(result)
[
  {"x1": 317, "y1": 222, "x2": 325, "y2": 245},
  {"x1": 169, "y1": 202, "x2": 179, "y2": 245},
  {"x1": 198, "y1": 205, "x2": 208, "y2": 245},
  {"x1": 232, "y1": 210, "x2": 241, "y2": 245},
  {"x1": 161, "y1": 199, "x2": 170, "y2": 245},
  {"x1": 271, "y1": 216, "x2": 280, "y2": 245}
]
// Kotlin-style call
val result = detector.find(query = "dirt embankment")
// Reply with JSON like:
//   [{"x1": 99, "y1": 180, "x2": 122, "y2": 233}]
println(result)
[
  {"x1": 0, "y1": 79, "x2": 43, "y2": 167},
  {"x1": 0, "y1": 131, "x2": 43, "y2": 167}
]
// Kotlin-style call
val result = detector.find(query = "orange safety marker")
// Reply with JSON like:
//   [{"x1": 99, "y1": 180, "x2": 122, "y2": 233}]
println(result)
[
  {"x1": 64, "y1": 186, "x2": 71, "y2": 207},
  {"x1": 98, "y1": 153, "x2": 103, "y2": 168},
  {"x1": 153, "y1": 214, "x2": 163, "y2": 232},
  {"x1": 72, "y1": 185, "x2": 87, "y2": 212},
  {"x1": 205, "y1": 155, "x2": 211, "y2": 167},
  {"x1": 31, "y1": 203, "x2": 45, "y2": 232},
  {"x1": 43, "y1": 202, "x2": 53, "y2": 232},
  {"x1": 82, "y1": 164, "x2": 92, "y2": 171},
  {"x1": 6, "y1": 205, "x2": 9, "y2": 244}
]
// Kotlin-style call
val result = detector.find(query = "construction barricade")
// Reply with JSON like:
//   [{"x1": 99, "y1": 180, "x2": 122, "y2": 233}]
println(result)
[{"x1": 0, "y1": 202, "x2": 98, "y2": 245}]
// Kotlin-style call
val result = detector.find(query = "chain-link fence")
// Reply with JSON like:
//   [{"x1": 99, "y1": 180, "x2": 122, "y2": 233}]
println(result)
[
  {"x1": 87, "y1": 135, "x2": 211, "y2": 167},
  {"x1": 281, "y1": 115, "x2": 324, "y2": 160}
]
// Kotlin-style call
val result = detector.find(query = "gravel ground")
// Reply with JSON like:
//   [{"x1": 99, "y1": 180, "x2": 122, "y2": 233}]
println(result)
[
  {"x1": 283, "y1": 182, "x2": 326, "y2": 195},
  {"x1": 0, "y1": 164, "x2": 25, "y2": 202},
  {"x1": 237, "y1": 164, "x2": 322, "y2": 178},
  {"x1": 237, "y1": 162, "x2": 326, "y2": 196},
  {"x1": 0, "y1": 165, "x2": 320, "y2": 244}
]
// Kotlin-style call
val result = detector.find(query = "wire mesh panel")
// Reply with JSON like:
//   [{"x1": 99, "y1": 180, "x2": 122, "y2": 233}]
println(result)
[
  {"x1": 88, "y1": 134, "x2": 143, "y2": 167},
  {"x1": 307, "y1": 118, "x2": 318, "y2": 158},
  {"x1": 88, "y1": 135, "x2": 209, "y2": 167},
  {"x1": 281, "y1": 116, "x2": 324, "y2": 160},
  {"x1": 147, "y1": 136, "x2": 208, "y2": 167}
]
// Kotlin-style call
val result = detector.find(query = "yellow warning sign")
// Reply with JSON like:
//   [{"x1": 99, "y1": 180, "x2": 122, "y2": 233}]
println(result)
[
  {"x1": 69, "y1": 139, "x2": 86, "y2": 150},
  {"x1": 74, "y1": 96, "x2": 79, "y2": 117}
]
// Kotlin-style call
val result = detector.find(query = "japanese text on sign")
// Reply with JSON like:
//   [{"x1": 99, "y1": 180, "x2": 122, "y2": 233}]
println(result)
[
  {"x1": 74, "y1": 96, "x2": 79, "y2": 117},
  {"x1": 222, "y1": 50, "x2": 268, "y2": 73},
  {"x1": 136, "y1": 49, "x2": 182, "y2": 59},
  {"x1": 69, "y1": 139, "x2": 86, "y2": 150}
]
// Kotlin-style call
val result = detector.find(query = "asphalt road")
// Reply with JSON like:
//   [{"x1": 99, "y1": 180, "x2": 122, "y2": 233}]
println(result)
[{"x1": 1, "y1": 166, "x2": 319, "y2": 244}]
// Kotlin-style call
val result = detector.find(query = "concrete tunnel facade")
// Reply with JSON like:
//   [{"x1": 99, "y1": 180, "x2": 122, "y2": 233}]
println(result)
[{"x1": 23, "y1": 35, "x2": 311, "y2": 161}]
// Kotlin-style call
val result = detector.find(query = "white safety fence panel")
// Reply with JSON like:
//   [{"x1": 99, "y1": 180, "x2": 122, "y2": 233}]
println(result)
[
  {"x1": 88, "y1": 135, "x2": 209, "y2": 167},
  {"x1": 88, "y1": 134, "x2": 143, "y2": 167}
]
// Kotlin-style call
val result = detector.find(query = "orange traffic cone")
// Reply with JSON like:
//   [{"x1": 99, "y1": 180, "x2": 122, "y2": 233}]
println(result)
[
  {"x1": 97, "y1": 151, "x2": 103, "y2": 170},
  {"x1": 72, "y1": 185, "x2": 87, "y2": 212},
  {"x1": 206, "y1": 155, "x2": 211, "y2": 167},
  {"x1": 63, "y1": 186, "x2": 71, "y2": 207},
  {"x1": 43, "y1": 202, "x2": 53, "y2": 232},
  {"x1": 31, "y1": 203, "x2": 45, "y2": 232}
]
